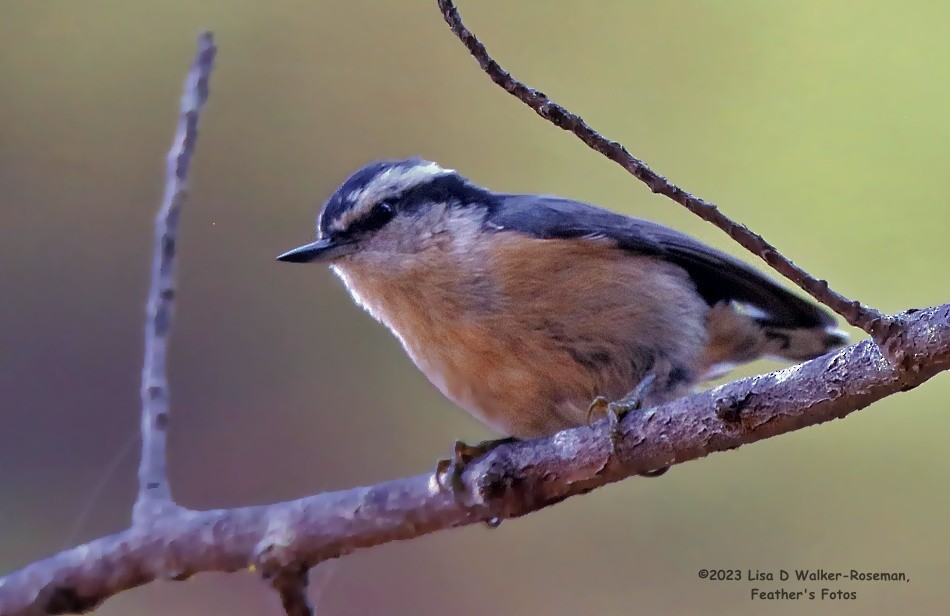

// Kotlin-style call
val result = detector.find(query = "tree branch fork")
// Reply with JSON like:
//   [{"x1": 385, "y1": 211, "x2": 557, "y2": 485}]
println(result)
[{"x1": 2, "y1": 3, "x2": 948, "y2": 614}]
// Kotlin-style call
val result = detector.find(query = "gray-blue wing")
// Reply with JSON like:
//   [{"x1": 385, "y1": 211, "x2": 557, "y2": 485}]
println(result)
[{"x1": 485, "y1": 194, "x2": 834, "y2": 329}]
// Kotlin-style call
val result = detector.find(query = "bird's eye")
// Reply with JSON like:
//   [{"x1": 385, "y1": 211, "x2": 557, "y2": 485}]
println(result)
[{"x1": 349, "y1": 202, "x2": 394, "y2": 235}]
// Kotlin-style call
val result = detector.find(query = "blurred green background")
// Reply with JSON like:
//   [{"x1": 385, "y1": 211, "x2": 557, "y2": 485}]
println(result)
[{"x1": 2, "y1": 1, "x2": 948, "y2": 614}]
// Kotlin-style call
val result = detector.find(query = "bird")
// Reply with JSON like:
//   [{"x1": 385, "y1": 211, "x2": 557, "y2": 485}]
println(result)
[{"x1": 278, "y1": 158, "x2": 847, "y2": 469}]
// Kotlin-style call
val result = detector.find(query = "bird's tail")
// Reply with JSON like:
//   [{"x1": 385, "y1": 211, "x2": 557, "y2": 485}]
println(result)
[
  {"x1": 700, "y1": 302, "x2": 849, "y2": 380},
  {"x1": 760, "y1": 323, "x2": 850, "y2": 362}
]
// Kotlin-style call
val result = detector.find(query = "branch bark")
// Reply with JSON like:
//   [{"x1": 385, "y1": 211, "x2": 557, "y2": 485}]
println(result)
[
  {"x1": 1, "y1": 305, "x2": 948, "y2": 615},
  {"x1": 270, "y1": 569, "x2": 314, "y2": 616},
  {"x1": 1, "y1": 7, "x2": 948, "y2": 616},
  {"x1": 134, "y1": 30, "x2": 216, "y2": 524}
]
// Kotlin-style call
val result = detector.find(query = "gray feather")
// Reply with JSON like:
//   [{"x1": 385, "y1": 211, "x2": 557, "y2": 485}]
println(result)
[{"x1": 486, "y1": 194, "x2": 834, "y2": 329}]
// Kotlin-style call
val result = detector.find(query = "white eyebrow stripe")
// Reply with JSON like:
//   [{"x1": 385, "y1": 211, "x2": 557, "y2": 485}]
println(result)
[{"x1": 329, "y1": 162, "x2": 454, "y2": 232}]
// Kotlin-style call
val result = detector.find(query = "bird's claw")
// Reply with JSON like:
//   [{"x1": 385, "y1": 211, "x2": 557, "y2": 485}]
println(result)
[
  {"x1": 587, "y1": 373, "x2": 669, "y2": 478},
  {"x1": 587, "y1": 388, "x2": 647, "y2": 436},
  {"x1": 435, "y1": 437, "x2": 518, "y2": 497},
  {"x1": 586, "y1": 396, "x2": 610, "y2": 424}
]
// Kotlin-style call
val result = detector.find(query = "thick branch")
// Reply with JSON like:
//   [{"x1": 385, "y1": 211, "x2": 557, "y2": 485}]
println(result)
[
  {"x1": 435, "y1": 0, "x2": 890, "y2": 340},
  {"x1": 2, "y1": 304, "x2": 947, "y2": 615},
  {"x1": 135, "y1": 32, "x2": 216, "y2": 523},
  {"x1": 2, "y1": 9, "x2": 945, "y2": 616}
]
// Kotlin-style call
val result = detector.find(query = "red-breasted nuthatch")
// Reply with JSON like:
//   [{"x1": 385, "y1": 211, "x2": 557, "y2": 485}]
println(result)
[{"x1": 278, "y1": 159, "x2": 847, "y2": 442}]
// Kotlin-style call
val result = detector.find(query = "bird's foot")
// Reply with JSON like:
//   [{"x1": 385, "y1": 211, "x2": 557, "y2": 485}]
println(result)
[
  {"x1": 586, "y1": 374, "x2": 669, "y2": 478},
  {"x1": 435, "y1": 437, "x2": 519, "y2": 497},
  {"x1": 586, "y1": 373, "x2": 657, "y2": 427}
]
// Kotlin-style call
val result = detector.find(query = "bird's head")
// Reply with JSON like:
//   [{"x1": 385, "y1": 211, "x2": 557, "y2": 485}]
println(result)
[{"x1": 277, "y1": 158, "x2": 493, "y2": 264}]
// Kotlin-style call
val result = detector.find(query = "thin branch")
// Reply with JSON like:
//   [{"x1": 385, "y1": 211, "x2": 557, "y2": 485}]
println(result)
[
  {"x1": 2, "y1": 11, "x2": 946, "y2": 616},
  {"x1": 435, "y1": 0, "x2": 892, "y2": 342},
  {"x1": 1, "y1": 304, "x2": 948, "y2": 615},
  {"x1": 270, "y1": 568, "x2": 314, "y2": 616},
  {"x1": 134, "y1": 32, "x2": 217, "y2": 523}
]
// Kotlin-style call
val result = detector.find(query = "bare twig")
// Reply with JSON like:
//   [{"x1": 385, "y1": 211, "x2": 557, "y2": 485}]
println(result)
[
  {"x1": 1, "y1": 12, "x2": 946, "y2": 616},
  {"x1": 270, "y1": 568, "x2": 314, "y2": 616},
  {"x1": 2, "y1": 304, "x2": 948, "y2": 615},
  {"x1": 434, "y1": 0, "x2": 893, "y2": 343},
  {"x1": 134, "y1": 32, "x2": 217, "y2": 523}
]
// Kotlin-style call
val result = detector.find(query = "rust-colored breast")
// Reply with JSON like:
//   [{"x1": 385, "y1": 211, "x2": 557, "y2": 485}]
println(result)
[{"x1": 333, "y1": 231, "x2": 709, "y2": 438}]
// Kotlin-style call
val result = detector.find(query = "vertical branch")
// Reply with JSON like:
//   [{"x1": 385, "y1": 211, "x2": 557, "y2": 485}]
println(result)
[
  {"x1": 134, "y1": 32, "x2": 217, "y2": 523},
  {"x1": 271, "y1": 568, "x2": 315, "y2": 616}
]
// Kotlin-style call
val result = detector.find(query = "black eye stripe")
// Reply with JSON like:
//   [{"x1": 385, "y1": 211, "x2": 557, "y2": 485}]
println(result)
[{"x1": 346, "y1": 202, "x2": 394, "y2": 235}]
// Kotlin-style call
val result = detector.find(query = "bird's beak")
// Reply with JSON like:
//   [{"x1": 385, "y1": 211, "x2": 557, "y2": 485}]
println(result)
[{"x1": 276, "y1": 237, "x2": 358, "y2": 263}]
